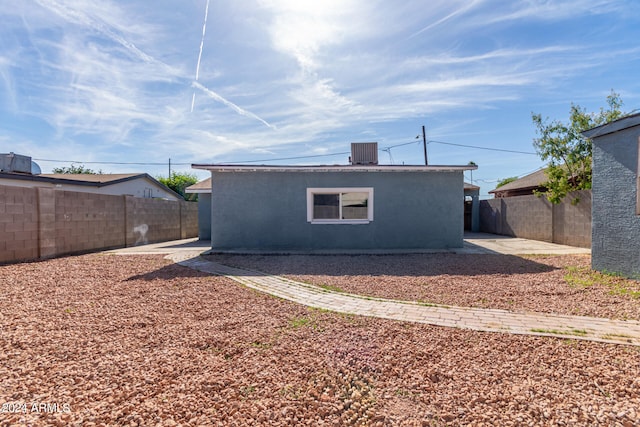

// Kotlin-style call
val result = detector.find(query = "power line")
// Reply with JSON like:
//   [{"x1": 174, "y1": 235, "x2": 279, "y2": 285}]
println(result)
[
  {"x1": 427, "y1": 140, "x2": 538, "y2": 155},
  {"x1": 32, "y1": 138, "x2": 538, "y2": 167},
  {"x1": 33, "y1": 158, "x2": 192, "y2": 166},
  {"x1": 32, "y1": 151, "x2": 352, "y2": 166},
  {"x1": 216, "y1": 152, "x2": 351, "y2": 164}
]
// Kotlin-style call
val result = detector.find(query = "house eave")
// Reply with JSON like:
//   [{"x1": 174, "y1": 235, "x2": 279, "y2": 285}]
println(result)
[
  {"x1": 582, "y1": 112, "x2": 640, "y2": 139},
  {"x1": 192, "y1": 164, "x2": 477, "y2": 173}
]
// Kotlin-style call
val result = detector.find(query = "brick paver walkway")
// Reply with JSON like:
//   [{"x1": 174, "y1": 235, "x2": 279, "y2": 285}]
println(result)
[{"x1": 169, "y1": 252, "x2": 640, "y2": 347}]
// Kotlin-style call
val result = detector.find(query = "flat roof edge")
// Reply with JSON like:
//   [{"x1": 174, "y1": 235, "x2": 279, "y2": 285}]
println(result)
[
  {"x1": 192, "y1": 164, "x2": 477, "y2": 172},
  {"x1": 582, "y1": 112, "x2": 640, "y2": 139}
]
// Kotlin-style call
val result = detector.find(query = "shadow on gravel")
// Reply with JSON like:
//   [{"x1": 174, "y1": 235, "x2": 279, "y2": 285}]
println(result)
[
  {"x1": 125, "y1": 261, "x2": 213, "y2": 281},
  {"x1": 202, "y1": 253, "x2": 558, "y2": 277}
]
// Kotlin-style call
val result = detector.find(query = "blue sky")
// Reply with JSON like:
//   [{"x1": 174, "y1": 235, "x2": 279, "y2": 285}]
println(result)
[{"x1": 1, "y1": 0, "x2": 639, "y2": 197}]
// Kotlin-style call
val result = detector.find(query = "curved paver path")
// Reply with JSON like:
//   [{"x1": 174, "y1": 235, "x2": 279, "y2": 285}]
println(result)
[{"x1": 168, "y1": 252, "x2": 640, "y2": 347}]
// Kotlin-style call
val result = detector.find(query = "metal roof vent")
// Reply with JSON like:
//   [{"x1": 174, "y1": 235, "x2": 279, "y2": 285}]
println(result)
[
  {"x1": 350, "y1": 142, "x2": 378, "y2": 165},
  {"x1": 0, "y1": 152, "x2": 32, "y2": 174}
]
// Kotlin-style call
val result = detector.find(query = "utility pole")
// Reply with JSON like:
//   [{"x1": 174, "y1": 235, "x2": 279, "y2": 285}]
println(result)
[
  {"x1": 422, "y1": 125, "x2": 428, "y2": 166},
  {"x1": 168, "y1": 158, "x2": 171, "y2": 177}
]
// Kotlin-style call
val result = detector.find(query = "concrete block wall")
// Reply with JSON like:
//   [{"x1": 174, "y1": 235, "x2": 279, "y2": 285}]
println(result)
[
  {"x1": 125, "y1": 197, "x2": 181, "y2": 245},
  {"x1": 55, "y1": 191, "x2": 126, "y2": 255},
  {"x1": 181, "y1": 201, "x2": 199, "y2": 239},
  {"x1": 0, "y1": 186, "x2": 39, "y2": 262},
  {"x1": 0, "y1": 184, "x2": 198, "y2": 263},
  {"x1": 552, "y1": 191, "x2": 591, "y2": 248},
  {"x1": 479, "y1": 190, "x2": 591, "y2": 248}
]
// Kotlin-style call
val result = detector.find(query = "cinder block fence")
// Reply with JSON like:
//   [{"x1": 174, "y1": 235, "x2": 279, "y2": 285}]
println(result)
[
  {"x1": 479, "y1": 190, "x2": 591, "y2": 248},
  {"x1": 0, "y1": 185, "x2": 198, "y2": 263}
]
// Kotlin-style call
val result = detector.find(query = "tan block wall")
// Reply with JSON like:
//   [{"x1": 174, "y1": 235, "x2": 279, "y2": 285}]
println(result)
[
  {"x1": 125, "y1": 197, "x2": 181, "y2": 245},
  {"x1": 550, "y1": 190, "x2": 592, "y2": 248},
  {"x1": 55, "y1": 191, "x2": 126, "y2": 255},
  {"x1": 479, "y1": 190, "x2": 591, "y2": 248},
  {"x1": 0, "y1": 186, "x2": 39, "y2": 262},
  {"x1": 181, "y1": 201, "x2": 199, "y2": 239},
  {"x1": 0, "y1": 184, "x2": 198, "y2": 263}
]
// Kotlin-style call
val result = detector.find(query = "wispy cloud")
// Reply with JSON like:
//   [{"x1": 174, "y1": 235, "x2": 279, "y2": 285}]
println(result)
[{"x1": 34, "y1": 0, "x2": 156, "y2": 63}]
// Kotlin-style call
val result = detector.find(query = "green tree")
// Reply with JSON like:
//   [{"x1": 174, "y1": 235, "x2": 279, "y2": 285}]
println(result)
[
  {"x1": 157, "y1": 172, "x2": 198, "y2": 201},
  {"x1": 52, "y1": 164, "x2": 102, "y2": 174},
  {"x1": 496, "y1": 176, "x2": 518, "y2": 188},
  {"x1": 532, "y1": 91, "x2": 625, "y2": 204}
]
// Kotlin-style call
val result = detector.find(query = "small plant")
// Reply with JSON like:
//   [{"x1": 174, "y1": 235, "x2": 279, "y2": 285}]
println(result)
[
  {"x1": 565, "y1": 266, "x2": 640, "y2": 298},
  {"x1": 289, "y1": 316, "x2": 311, "y2": 328},
  {"x1": 600, "y1": 333, "x2": 635, "y2": 342},
  {"x1": 239, "y1": 385, "x2": 256, "y2": 398},
  {"x1": 279, "y1": 384, "x2": 302, "y2": 400},
  {"x1": 530, "y1": 328, "x2": 588, "y2": 336},
  {"x1": 250, "y1": 340, "x2": 272, "y2": 349},
  {"x1": 318, "y1": 283, "x2": 345, "y2": 293}
]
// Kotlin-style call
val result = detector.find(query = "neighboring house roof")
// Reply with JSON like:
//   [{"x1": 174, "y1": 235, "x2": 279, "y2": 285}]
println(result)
[
  {"x1": 39, "y1": 173, "x2": 146, "y2": 184},
  {"x1": 582, "y1": 112, "x2": 640, "y2": 139},
  {"x1": 464, "y1": 182, "x2": 480, "y2": 191},
  {"x1": 489, "y1": 169, "x2": 547, "y2": 198},
  {"x1": 192, "y1": 164, "x2": 477, "y2": 173},
  {"x1": 185, "y1": 177, "x2": 211, "y2": 194},
  {"x1": 0, "y1": 172, "x2": 182, "y2": 200}
]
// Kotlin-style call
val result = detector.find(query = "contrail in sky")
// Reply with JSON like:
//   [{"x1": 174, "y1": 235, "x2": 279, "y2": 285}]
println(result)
[
  {"x1": 193, "y1": 82, "x2": 276, "y2": 130},
  {"x1": 409, "y1": 0, "x2": 481, "y2": 39},
  {"x1": 191, "y1": 0, "x2": 211, "y2": 112}
]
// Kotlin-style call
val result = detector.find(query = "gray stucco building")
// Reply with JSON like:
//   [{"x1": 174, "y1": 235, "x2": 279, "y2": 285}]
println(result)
[
  {"x1": 191, "y1": 164, "x2": 476, "y2": 252},
  {"x1": 583, "y1": 112, "x2": 640, "y2": 278},
  {"x1": 185, "y1": 177, "x2": 212, "y2": 240}
]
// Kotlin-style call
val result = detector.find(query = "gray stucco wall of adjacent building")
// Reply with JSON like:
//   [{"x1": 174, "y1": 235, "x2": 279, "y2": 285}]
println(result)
[
  {"x1": 197, "y1": 193, "x2": 212, "y2": 240},
  {"x1": 591, "y1": 125, "x2": 640, "y2": 278},
  {"x1": 209, "y1": 170, "x2": 464, "y2": 251}
]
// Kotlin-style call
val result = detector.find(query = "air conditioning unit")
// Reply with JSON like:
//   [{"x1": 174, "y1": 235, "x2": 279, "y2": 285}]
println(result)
[
  {"x1": 0, "y1": 153, "x2": 32, "y2": 174},
  {"x1": 350, "y1": 142, "x2": 378, "y2": 165}
]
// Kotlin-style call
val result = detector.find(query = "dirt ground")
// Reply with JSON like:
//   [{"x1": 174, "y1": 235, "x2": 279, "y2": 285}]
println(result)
[{"x1": 1, "y1": 253, "x2": 639, "y2": 426}]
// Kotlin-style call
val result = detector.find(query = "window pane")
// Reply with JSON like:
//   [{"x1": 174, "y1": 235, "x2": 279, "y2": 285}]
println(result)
[
  {"x1": 341, "y1": 192, "x2": 368, "y2": 219},
  {"x1": 313, "y1": 194, "x2": 339, "y2": 219}
]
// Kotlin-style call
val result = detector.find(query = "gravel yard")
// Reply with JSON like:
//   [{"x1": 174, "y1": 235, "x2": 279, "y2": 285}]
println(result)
[{"x1": 1, "y1": 253, "x2": 639, "y2": 426}]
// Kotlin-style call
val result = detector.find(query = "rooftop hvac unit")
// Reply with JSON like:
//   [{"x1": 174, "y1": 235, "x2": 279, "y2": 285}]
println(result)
[
  {"x1": 0, "y1": 153, "x2": 32, "y2": 174},
  {"x1": 350, "y1": 142, "x2": 378, "y2": 165}
]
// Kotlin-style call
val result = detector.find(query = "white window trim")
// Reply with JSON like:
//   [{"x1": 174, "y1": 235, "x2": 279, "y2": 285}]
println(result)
[{"x1": 306, "y1": 187, "x2": 374, "y2": 224}]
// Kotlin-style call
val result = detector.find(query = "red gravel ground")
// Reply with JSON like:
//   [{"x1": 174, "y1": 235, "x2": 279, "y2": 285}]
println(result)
[{"x1": 1, "y1": 253, "x2": 639, "y2": 426}]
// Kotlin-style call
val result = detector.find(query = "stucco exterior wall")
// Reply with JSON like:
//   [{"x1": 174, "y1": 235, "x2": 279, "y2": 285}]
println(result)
[
  {"x1": 210, "y1": 170, "x2": 464, "y2": 251},
  {"x1": 592, "y1": 126, "x2": 640, "y2": 277},
  {"x1": 197, "y1": 193, "x2": 212, "y2": 240}
]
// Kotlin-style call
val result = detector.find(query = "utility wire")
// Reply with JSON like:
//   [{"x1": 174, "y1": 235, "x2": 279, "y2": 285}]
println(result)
[
  {"x1": 33, "y1": 138, "x2": 537, "y2": 166},
  {"x1": 32, "y1": 151, "x2": 352, "y2": 166},
  {"x1": 214, "y1": 152, "x2": 351, "y2": 164},
  {"x1": 33, "y1": 158, "x2": 192, "y2": 166},
  {"x1": 427, "y1": 140, "x2": 538, "y2": 155}
]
